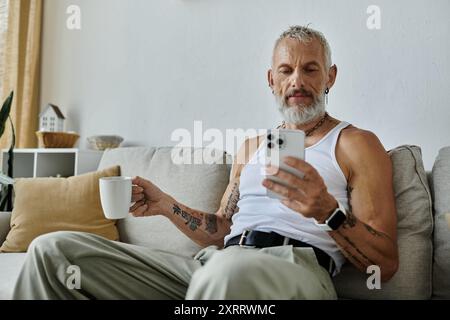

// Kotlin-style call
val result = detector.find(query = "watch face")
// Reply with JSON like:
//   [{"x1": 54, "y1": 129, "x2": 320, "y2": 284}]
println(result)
[{"x1": 328, "y1": 210, "x2": 347, "y2": 230}]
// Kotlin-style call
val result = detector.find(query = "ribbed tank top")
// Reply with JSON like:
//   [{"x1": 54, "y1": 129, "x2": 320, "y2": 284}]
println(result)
[{"x1": 224, "y1": 121, "x2": 351, "y2": 274}]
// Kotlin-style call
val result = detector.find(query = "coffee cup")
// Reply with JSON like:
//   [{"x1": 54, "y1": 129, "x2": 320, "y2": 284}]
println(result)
[{"x1": 99, "y1": 177, "x2": 132, "y2": 219}]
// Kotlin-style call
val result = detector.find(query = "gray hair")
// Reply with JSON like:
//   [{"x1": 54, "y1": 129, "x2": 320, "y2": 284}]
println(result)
[{"x1": 274, "y1": 25, "x2": 332, "y2": 69}]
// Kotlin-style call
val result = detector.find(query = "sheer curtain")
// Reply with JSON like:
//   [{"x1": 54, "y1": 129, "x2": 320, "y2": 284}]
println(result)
[
  {"x1": 0, "y1": 0, "x2": 42, "y2": 149},
  {"x1": 0, "y1": 1, "x2": 10, "y2": 95}
]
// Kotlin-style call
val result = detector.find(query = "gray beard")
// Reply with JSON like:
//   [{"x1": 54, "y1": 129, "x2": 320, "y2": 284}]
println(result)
[{"x1": 276, "y1": 93, "x2": 326, "y2": 125}]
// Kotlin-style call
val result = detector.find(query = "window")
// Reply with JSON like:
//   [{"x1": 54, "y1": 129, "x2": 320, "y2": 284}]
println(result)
[{"x1": 0, "y1": 0, "x2": 9, "y2": 95}]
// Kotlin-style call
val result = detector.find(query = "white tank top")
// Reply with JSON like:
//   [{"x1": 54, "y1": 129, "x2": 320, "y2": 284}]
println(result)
[{"x1": 224, "y1": 121, "x2": 351, "y2": 274}]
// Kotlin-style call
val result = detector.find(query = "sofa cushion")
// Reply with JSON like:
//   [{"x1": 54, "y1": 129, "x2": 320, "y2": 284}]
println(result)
[
  {"x1": 0, "y1": 166, "x2": 121, "y2": 252},
  {"x1": 431, "y1": 146, "x2": 450, "y2": 299},
  {"x1": 0, "y1": 253, "x2": 27, "y2": 299},
  {"x1": 0, "y1": 212, "x2": 11, "y2": 245},
  {"x1": 333, "y1": 145, "x2": 433, "y2": 299},
  {"x1": 98, "y1": 147, "x2": 232, "y2": 257}
]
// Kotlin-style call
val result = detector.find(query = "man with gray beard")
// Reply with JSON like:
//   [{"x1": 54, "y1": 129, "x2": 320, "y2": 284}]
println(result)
[{"x1": 13, "y1": 26, "x2": 399, "y2": 300}]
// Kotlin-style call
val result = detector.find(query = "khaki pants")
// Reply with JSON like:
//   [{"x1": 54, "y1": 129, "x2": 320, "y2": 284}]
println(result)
[{"x1": 12, "y1": 231, "x2": 337, "y2": 300}]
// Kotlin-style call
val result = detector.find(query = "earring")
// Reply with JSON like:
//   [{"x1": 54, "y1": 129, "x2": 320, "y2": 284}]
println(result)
[{"x1": 325, "y1": 88, "x2": 329, "y2": 104}]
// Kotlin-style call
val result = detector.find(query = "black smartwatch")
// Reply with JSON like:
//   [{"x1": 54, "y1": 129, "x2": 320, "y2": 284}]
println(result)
[{"x1": 314, "y1": 201, "x2": 347, "y2": 231}]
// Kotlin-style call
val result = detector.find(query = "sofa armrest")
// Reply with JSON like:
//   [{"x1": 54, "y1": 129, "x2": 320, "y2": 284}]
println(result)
[{"x1": 0, "y1": 212, "x2": 11, "y2": 244}]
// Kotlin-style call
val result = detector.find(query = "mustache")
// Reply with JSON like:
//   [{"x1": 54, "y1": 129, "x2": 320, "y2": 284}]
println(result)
[{"x1": 285, "y1": 88, "x2": 313, "y2": 99}]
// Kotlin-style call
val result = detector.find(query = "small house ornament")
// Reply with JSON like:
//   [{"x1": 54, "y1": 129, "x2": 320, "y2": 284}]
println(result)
[{"x1": 39, "y1": 104, "x2": 65, "y2": 132}]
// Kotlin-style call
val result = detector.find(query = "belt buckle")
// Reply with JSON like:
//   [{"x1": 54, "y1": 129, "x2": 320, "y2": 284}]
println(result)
[
  {"x1": 239, "y1": 230, "x2": 255, "y2": 248},
  {"x1": 328, "y1": 258, "x2": 336, "y2": 275}
]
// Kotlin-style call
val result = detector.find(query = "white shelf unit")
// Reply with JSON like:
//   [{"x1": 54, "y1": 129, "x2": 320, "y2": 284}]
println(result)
[{"x1": 1, "y1": 149, "x2": 104, "y2": 178}]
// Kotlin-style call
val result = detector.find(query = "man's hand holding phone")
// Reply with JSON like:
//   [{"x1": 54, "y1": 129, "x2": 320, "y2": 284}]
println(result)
[{"x1": 263, "y1": 129, "x2": 338, "y2": 223}]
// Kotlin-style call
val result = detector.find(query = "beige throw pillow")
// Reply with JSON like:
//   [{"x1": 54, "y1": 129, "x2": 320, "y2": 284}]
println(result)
[{"x1": 0, "y1": 166, "x2": 121, "y2": 252}]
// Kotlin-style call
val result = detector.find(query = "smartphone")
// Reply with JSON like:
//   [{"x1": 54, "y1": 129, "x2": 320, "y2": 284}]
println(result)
[{"x1": 264, "y1": 129, "x2": 305, "y2": 200}]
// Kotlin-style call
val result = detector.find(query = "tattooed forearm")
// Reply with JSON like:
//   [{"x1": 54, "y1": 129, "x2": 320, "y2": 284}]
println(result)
[
  {"x1": 342, "y1": 210, "x2": 357, "y2": 229},
  {"x1": 363, "y1": 223, "x2": 391, "y2": 239},
  {"x1": 205, "y1": 214, "x2": 218, "y2": 234},
  {"x1": 172, "y1": 204, "x2": 203, "y2": 231},
  {"x1": 332, "y1": 207, "x2": 395, "y2": 271},
  {"x1": 333, "y1": 236, "x2": 367, "y2": 270},
  {"x1": 342, "y1": 209, "x2": 391, "y2": 240},
  {"x1": 329, "y1": 185, "x2": 398, "y2": 275},
  {"x1": 223, "y1": 182, "x2": 240, "y2": 219},
  {"x1": 335, "y1": 230, "x2": 376, "y2": 266}
]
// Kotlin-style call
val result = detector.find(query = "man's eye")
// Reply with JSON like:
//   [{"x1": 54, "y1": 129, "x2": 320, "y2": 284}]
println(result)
[
  {"x1": 305, "y1": 69, "x2": 318, "y2": 73},
  {"x1": 280, "y1": 69, "x2": 291, "y2": 74}
]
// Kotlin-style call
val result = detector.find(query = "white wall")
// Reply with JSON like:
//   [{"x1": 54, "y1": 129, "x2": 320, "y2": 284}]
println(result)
[{"x1": 40, "y1": 0, "x2": 450, "y2": 169}]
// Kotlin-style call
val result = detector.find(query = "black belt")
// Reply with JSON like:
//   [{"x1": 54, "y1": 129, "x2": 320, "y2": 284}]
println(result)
[{"x1": 225, "y1": 230, "x2": 335, "y2": 275}]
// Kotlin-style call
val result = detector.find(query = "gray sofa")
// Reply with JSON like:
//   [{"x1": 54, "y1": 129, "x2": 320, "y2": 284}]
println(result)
[{"x1": 0, "y1": 145, "x2": 449, "y2": 300}]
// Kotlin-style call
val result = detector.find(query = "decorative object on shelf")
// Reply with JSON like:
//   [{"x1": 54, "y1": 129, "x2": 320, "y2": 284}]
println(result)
[
  {"x1": 39, "y1": 104, "x2": 65, "y2": 132},
  {"x1": 87, "y1": 135, "x2": 124, "y2": 151},
  {"x1": 36, "y1": 131, "x2": 80, "y2": 148},
  {"x1": 0, "y1": 91, "x2": 16, "y2": 211}
]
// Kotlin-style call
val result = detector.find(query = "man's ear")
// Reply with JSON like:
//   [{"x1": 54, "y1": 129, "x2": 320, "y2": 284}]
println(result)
[
  {"x1": 267, "y1": 69, "x2": 274, "y2": 90},
  {"x1": 326, "y1": 65, "x2": 337, "y2": 90}
]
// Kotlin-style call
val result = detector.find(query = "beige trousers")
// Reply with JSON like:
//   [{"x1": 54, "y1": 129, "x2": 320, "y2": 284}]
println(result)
[{"x1": 12, "y1": 231, "x2": 337, "y2": 300}]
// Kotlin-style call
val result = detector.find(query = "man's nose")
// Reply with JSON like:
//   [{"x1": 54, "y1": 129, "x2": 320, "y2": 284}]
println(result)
[{"x1": 289, "y1": 69, "x2": 305, "y2": 88}]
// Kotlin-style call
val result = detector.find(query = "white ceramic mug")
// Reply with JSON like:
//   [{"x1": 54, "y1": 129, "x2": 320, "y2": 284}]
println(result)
[{"x1": 99, "y1": 177, "x2": 132, "y2": 219}]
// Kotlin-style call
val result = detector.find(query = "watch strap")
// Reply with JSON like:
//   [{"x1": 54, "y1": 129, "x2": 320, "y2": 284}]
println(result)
[{"x1": 315, "y1": 201, "x2": 347, "y2": 231}]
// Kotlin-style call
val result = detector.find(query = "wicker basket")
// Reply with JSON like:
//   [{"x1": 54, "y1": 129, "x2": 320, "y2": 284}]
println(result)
[
  {"x1": 36, "y1": 131, "x2": 80, "y2": 148},
  {"x1": 87, "y1": 135, "x2": 123, "y2": 151}
]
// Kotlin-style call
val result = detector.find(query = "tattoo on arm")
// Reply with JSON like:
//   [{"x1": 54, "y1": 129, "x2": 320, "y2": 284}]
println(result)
[
  {"x1": 332, "y1": 185, "x2": 395, "y2": 268},
  {"x1": 342, "y1": 210, "x2": 357, "y2": 229},
  {"x1": 335, "y1": 230, "x2": 376, "y2": 266},
  {"x1": 172, "y1": 204, "x2": 203, "y2": 231},
  {"x1": 205, "y1": 214, "x2": 218, "y2": 234},
  {"x1": 342, "y1": 186, "x2": 356, "y2": 229},
  {"x1": 223, "y1": 182, "x2": 240, "y2": 220},
  {"x1": 341, "y1": 185, "x2": 391, "y2": 239},
  {"x1": 333, "y1": 235, "x2": 367, "y2": 270},
  {"x1": 364, "y1": 224, "x2": 390, "y2": 238}
]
